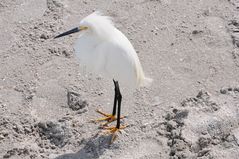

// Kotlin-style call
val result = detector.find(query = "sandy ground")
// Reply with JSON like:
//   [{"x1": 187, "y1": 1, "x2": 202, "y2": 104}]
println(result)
[{"x1": 0, "y1": 0, "x2": 239, "y2": 158}]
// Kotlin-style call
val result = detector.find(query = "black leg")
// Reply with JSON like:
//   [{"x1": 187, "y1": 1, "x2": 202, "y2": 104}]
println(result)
[
  {"x1": 115, "y1": 81, "x2": 122, "y2": 129},
  {"x1": 112, "y1": 80, "x2": 117, "y2": 116}
]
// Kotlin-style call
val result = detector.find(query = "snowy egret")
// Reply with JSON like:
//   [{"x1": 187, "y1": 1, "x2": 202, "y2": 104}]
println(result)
[{"x1": 55, "y1": 12, "x2": 152, "y2": 142}]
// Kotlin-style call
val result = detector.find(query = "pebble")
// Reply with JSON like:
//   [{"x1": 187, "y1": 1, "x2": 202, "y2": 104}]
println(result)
[
  {"x1": 67, "y1": 91, "x2": 88, "y2": 111},
  {"x1": 0, "y1": 134, "x2": 4, "y2": 140},
  {"x1": 174, "y1": 139, "x2": 187, "y2": 151},
  {"x1": 40, "y1": 33, "x2": 48, "y2": 40},
  {"x1": 197, "y1": 149, "x2": 210, "y2": 157},
  {"x1": 192, "y1": 30, "x2": 203, "y2": 35},
  {"x1": 166, "y1": 120, "x2": 177, "y2": 132},
  {"x1": 220, "y1": 87, "x2": 227, "y2": 94},
  {"x1": 234, "y1": 87, "x2": 239, "y2": 92}
]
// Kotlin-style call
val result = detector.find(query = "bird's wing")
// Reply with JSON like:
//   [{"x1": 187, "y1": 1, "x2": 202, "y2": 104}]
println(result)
[{"x1": 97, "y1": 41, "x2": 139, "y2": 88}]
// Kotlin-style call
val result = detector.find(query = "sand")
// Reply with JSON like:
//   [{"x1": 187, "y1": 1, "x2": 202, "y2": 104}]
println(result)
[{"x1": 0, "y1": 0, "x2": 239, "y2": 158}]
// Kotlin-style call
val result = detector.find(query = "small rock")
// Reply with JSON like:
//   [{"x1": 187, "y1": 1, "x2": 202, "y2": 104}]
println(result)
[
  {"x1": 164, "y1": 112, "x2": 175, "y2": 121},
  {"x1": 191, "y1": 143, "x2": 200, "y2": 153},
  {"x1": 1, "y1": 131, "x2": 9, "y2": 137},
  {"x1": 169, "y1": 149, "x2": 176, "y2": 156},
  {"x1": 203, "y1": 10, "x2": 210, "y2": 16},
  {"x1": 40, "y1": 33, "x2": 48, "y2": 40},
  {"x1": 174, "y1": 110, "x2": 189, "y2": 121},
  {"x1": 172, "y1": 109, "x2": 178, "y2": 113},
  {"x1": 67, "y1": 91, "x2": 88, "y2": 111},
  {"x1": 30, "y1": 154, "x2": 37, "y2": 158},
  {"x1": 62, "y1": 50, "x2": 71, "y2": 57},
  {"x1": 174, "y1": 139, "x2": 187, "y2": 151},
  {"x1": 0, "y1": 134, "x2": 4, "y2": 140},
  {"x1": 167, "y1": 139, "x2": 174, "y2": 147},
  {"x1": 196, "y1": 90, "x2": 210, "y2": 99},
  {"x1": 192, "y1": 30, "x2": 203, "y2": 35},
  {"x1": 222, "y1": 141, "x2": 234, "y2": 148},
  {"x1": 166, "y1": 120, "x2": 177, "y2": 132},
  {"x1": 220, "y1": 87, "x2": 227, "y2": 94},
  {"x1": 228, "y1": 87, "x2": 233, "y2": 91},
  {"x1": 230, "y1": 20, "x2": 239, "y2": 27},
  {"x1": 210, "y1": 102, "x2": 219, "y2": 111},
  {"x1": 211, "y1": 138, "x2": 220, "y2": 145},
  {"x1": 37, "y1": 121, "x2": 71, "y2": 147},
  {"x1": 198, "y1": 137, "x2": 211, "y2": 149},
  {"x1": 157, "y1": 129, "x2": 165, "y2": 136},
  {"x1": 232, "y1": 128, "x2": 239, "y2": 145},
  {"x1": 171, "y1": 129, "x2": 181, "y2": 138},
  {"x1": 3, "y1": 148, "x2": 30, "y2": 158},
  {"x1": 233, "y1": 87, "x2": 239, "y2": 92},
  {"x1": 177, "y1": 152, "x2": 188, "y2": 159},
  {"x1": 232, "y1": 35, "x2": 239, "y2": 47},
  {"x1": 24, "y1": 126, "x2": 32, "y2": 134},
  {"x1": 3, "y1": 150, "x2": 15, "y2": 158},
  {"x1": 197, "y1": 149, "x2": 210, "y2": 157}
]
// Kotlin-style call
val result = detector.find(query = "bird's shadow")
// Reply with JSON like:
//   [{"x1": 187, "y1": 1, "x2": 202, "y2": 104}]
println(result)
[{"x1": 55, "y1": 133, "x2": 119, "y2": 159}]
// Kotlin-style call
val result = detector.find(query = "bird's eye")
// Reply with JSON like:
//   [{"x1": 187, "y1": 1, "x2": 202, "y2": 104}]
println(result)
[{"x1": 79, "y1": 26, "x2": 88, "y2": 30}]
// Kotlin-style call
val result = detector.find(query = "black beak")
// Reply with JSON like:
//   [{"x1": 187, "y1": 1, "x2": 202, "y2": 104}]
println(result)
[{"x1": 54, "y1": 27, "x2": 80, "y2": 39}]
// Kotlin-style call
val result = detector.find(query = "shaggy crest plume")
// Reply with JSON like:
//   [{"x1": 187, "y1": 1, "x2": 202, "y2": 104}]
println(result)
[{"x1": 80, "y1": 11, "x2": 115, "y2": 39}]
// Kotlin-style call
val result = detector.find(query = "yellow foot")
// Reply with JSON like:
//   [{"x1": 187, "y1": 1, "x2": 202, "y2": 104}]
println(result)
[
  {"x1": 102, "y1": 125, "x2": 128, "y2": 143},
  {"x1": 92, "y1": 109, "x2": 125, "y2": 126}
]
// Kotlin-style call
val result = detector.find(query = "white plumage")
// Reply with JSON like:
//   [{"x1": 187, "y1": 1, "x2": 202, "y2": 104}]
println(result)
[
  {"x1": 55, "y1": 11, "x2": 153, "y2": 142},
  {"x1": 74, "y1": 12, "x2": 152, "y2": 89}
]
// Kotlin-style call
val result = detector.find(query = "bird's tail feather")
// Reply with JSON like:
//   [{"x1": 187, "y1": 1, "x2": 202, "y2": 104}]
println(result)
[{"x1": 141, "y1": 77, "x2": 153, "y2": 87}]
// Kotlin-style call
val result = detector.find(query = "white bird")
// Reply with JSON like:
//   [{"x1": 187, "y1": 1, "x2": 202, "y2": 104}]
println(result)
[{"x1": 55, "y1": 11, "x2": 152, "y2": 142}]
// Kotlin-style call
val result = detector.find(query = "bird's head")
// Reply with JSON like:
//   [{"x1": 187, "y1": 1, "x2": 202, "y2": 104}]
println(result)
[{"x1": 54, "y1": 11, "x2": 114, "y2": 39}]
